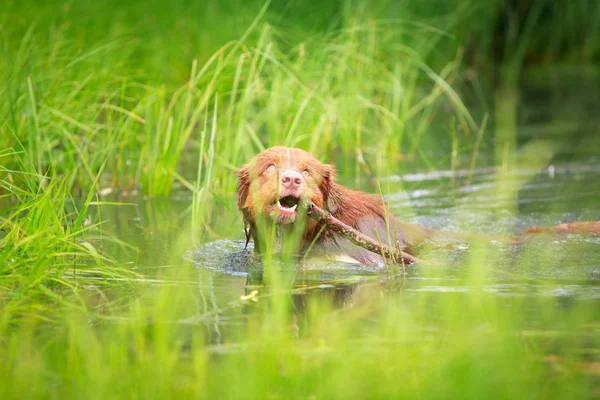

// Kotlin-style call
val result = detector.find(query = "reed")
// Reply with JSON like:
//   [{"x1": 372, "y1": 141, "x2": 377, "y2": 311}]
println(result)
[{"x1": 1, "y1": 0, "x2": 599, "y2": 398}]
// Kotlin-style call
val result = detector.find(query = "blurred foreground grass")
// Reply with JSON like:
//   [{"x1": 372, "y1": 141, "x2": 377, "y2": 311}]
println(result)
[{"x1": 1, "y1": 0, "x2": 600, "y2": 398}]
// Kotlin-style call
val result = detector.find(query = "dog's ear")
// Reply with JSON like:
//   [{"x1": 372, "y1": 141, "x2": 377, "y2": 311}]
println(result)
[
  {"x1": 237, "y1": 166, "x2": 250, "y2": 209},
  {"x1": 319, "y1": 163, "x2": 335, "y2": 201}
]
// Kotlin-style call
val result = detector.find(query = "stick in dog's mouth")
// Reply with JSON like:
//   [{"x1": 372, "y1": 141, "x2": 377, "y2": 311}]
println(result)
[{"x1": 305, "y1": 202, "x2": 422, "y2": 265}]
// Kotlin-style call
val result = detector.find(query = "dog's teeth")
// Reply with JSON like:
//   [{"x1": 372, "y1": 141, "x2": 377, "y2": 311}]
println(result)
[{"x1": 277, "y1": 200, "x2": 297, "y2": 211}]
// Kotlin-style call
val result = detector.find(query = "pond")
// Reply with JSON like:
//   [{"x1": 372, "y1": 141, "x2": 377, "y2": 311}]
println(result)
[
  {"x1": 90, "y1": 139, "x2": 600, "y2": 346},
  {"x1": 3, "y1": 72, "x2": 600, "y2": 397}
]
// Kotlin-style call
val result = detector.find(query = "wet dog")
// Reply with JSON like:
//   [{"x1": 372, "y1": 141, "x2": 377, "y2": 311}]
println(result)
[{"x1": 237, "y1": 146, "x2": 599, "y2": 264}]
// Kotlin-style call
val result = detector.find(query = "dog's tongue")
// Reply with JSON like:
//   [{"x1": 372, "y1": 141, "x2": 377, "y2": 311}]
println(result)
[{"x1": 278, "y1": 201, "x2": 297, "y2": 214}]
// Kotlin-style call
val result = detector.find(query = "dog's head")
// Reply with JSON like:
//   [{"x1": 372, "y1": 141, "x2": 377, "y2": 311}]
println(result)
[{"x1": 237, "y1": 147, "x2": 334, "y2": 231}]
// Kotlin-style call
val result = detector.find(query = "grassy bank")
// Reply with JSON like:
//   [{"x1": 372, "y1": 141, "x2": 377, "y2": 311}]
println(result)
[
  {"x1": 1, "y1": 0, "x2": 600, "y2": 398},
  {"x1": 3, "y1": 0, "x2": 598, "y2": 197},
  {"x1": 2, "y1": 0, "x2": 472, "y2": 197}
]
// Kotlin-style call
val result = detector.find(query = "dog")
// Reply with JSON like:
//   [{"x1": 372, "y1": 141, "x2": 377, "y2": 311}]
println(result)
[{"x1": 237, "y1": 146, "x2": 599, "y2": 264}]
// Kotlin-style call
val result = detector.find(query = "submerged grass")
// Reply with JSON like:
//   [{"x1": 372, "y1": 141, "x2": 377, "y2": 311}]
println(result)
[{"x1": 1, "y1": 0, "x2": 600, "y2": 398}]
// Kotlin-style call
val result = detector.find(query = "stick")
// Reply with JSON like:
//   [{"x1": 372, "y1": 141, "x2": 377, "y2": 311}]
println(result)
[{"x1": 305, "y1": 202, "x2": 422, "y2": 265}]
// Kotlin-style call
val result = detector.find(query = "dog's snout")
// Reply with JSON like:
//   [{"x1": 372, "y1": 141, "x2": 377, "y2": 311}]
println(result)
[{"x1": 280, "y1": 170, "x2": 302, "y2": 188}]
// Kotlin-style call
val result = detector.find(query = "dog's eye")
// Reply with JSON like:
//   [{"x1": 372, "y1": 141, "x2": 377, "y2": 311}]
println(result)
[
  {"x1": 266, "y1": 164, "x2": 276, "y2": 173},
  {"x1": 302, "y1": 169, "x2": 309, "y2": 176}
]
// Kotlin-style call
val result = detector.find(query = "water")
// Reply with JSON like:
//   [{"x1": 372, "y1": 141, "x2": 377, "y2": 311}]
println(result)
[
  {"x1": 66, "y1": 74, "x2": 600, "y2": 349},
  {"x1": 93, "y1": 155, "x2": 600, "y2": 334}
]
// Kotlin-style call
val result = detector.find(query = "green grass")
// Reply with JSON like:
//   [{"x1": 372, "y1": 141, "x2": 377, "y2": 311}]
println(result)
[
  {"x1": 1, "y1": 0, "x2": 600, "y2": 398},
  {"x1": 2, "y1": 0, "x2": 485, "y2": 197}
]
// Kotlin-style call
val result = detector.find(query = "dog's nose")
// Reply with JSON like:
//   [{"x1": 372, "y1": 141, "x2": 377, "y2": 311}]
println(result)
[{"x1": 280, "y1": 170, "x2": 302, "y2": 188}]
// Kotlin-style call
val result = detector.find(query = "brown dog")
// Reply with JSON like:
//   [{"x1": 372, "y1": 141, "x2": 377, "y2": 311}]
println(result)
[{"x1": 237, "y1": 146, "x2": 599, "y2": 264}]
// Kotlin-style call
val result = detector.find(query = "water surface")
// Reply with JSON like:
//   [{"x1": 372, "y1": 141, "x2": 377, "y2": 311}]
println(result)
[{"x1": 89, "y1": 152, "x2": 600, "y2": 344}]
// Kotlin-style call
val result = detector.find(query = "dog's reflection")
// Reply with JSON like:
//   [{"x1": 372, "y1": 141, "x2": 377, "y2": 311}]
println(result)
[{"x1": 243, "y1": 266, "x2": 405, "y2": 319}]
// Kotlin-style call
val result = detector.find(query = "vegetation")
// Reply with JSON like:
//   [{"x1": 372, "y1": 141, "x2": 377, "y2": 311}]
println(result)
[{"x1": 1, "y1": 0, "x2": 599, "y2": 398}]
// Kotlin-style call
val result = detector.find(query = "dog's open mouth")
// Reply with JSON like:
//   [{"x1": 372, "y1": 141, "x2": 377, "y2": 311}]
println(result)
[{"x1": 277, "y1": 195, "x2": 300, "y2": 213}]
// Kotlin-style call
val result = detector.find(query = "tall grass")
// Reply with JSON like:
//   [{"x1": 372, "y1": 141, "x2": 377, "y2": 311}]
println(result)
[
  {"x1": 0, "y1": 149, "x2": 140, "y2": 320},
  {"x1": 1, "y1": 0, "x2": 484, "y2": 200},
  {"x1": 1, "y1": 0, "x2": 600, "y2": 398},
  {"x1": 4, "y1": 0, "x2": 597, "y2": 199},
  {"x1": 1, "y1": 247, "x2": 598, "y2": 398}
]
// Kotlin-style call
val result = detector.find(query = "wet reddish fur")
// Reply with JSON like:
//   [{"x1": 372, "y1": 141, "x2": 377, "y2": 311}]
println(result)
[
  {"x1": 237, "y1": 147, "x2": 333, "y2": 246},
  {"x1": 237, "y1": 147, "x2": 600, "y2": 264},
  {"x1": 237, "y1": 147, "x2": 430, "y2": 263}
]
